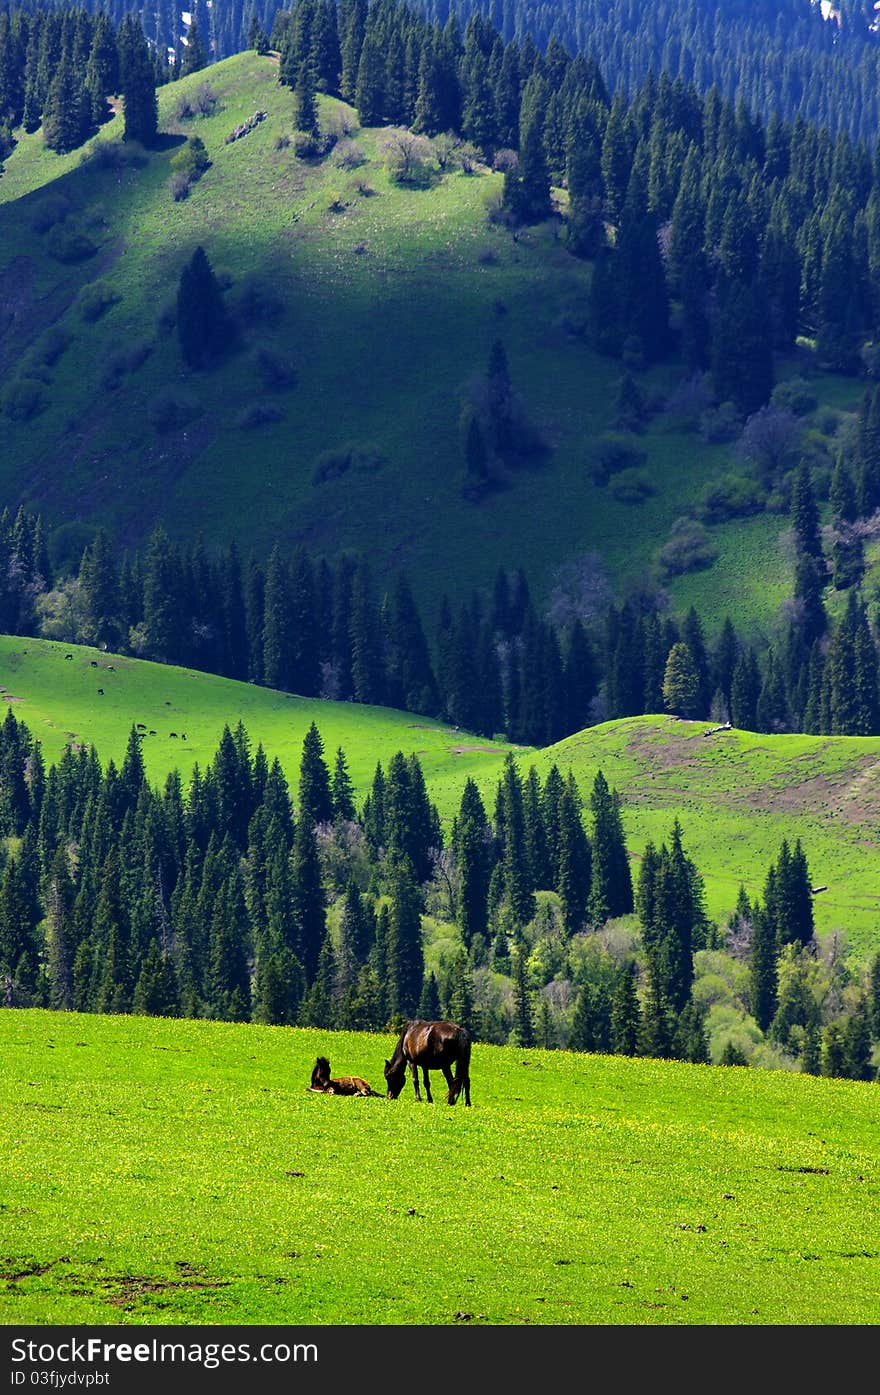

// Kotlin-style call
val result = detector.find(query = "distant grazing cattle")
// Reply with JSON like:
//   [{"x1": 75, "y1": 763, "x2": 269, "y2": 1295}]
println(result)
[
  {"x1": 136, "y1": 723, "x2": 146, "y2": 730},
  {"x1": 149, "y1": 730, "x2": 156, "y2": 735},
  {"x1": 107, "y1": 665, "x2": 115, "y2": 671},
  {"x1": 181, "y1": 732, "x2": 187, "y2": 740},
  {"x1": 97, "y1": 688, "x2": 104, "y2": 695},
  {"x1": 90, "y1": 660, "x2": 98, "y2": 667},
  {"x1": 64, "y1": 654, "x2": 73, "y2": 660},
  {"x1": 169, "y1": 732, "x2": 178, "y2": 737}
]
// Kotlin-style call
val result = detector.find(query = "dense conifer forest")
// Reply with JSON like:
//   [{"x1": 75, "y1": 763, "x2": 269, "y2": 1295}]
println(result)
[
  {"x1": 6, "y1": 1, "x2": 880, "y2": 139},
  {"x1": 1, "y1": 702, "x2": 878, "y2": 1075}
]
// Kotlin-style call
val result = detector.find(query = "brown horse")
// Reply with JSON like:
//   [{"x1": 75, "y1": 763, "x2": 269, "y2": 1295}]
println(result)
[
  {"x1": 384, "y1": 1020, "x2": 471, "y2": 1106},
  {"x1": 307, "y1": 1056, "x2": 382, "y2": 1097}
]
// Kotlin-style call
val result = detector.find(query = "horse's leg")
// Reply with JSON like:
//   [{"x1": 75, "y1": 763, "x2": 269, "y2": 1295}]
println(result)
[
  {"x1": 441, "y1": 1063, "x2": 456, "y2": 1105},
  {"x1": 410, "y1": 1061, "x2": 422, "y2": 1101},
  {"x1": 463, "y1": 1071, "x2": 471, "y2": 1106},
  {"x1": 422, "y1": 1066, "x2": 433, "y2": 1103}
]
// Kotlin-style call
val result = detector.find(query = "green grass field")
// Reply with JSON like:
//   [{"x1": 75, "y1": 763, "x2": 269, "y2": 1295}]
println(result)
[
  {"x1": 0, "y1": 52, "x2": 861, "y2": 635},
  {"x1": 3, "y1": 635, "x2": 880, "y2": 959},
  {"x1": 1, "y1": 1009, "x2": 878, "y2": 1326}
]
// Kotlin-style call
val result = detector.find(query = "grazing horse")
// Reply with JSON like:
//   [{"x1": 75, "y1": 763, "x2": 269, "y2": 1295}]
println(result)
[
  {"x1": 307, "y1": 1056, "x2": 381, "y2": 1097},
  {"x1": 384, "y1": 1019, "x2": 471, "y2": 1106}
]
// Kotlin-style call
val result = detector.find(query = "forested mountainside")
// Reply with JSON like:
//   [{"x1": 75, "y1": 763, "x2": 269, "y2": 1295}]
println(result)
[{"x1": 5, "y1": 0, "x2": 880, "y2": 138}]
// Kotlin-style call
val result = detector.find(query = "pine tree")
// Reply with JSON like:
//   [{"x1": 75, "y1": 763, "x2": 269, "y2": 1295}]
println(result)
[
  {"x1": 176, "y1": 246, "x2": 233, "y2": 370},
  {"x1": 120, "y1": 18, "x2": 158, "y2": 146},
  {"x1": 298, "y1": 722, "x2": 334, "y2": 826},
  {"x1": 181, "y1": 18, "x2": 207, "y2": 76},
  {"x1": 662, "y1": 641, "x2": 701, "y2": 718},
  {"x1": 291, "y1": 813, "x2": 326, "y2": 982},
  {"x1": 331, "y1": 748, "x2": 356, "y2": 822},
  {"x1": 42, "y1": 53, "x2": 89, "y2": 153},
  {"x1": 586, "y1": 770, "x2": 633, "y2": 923},
  {"x1": 295, "y1": 58, "x2": 319, "y2": 135},
  {"x1": 637, "y1": 953, "x2": 672, "y2": 1059},
  {"x1": 610, "y1": 960, "x2": 641, "y2": 1055},
  {"x1": 556, "y1": 787, "x2": 591, "y2": 935},
  {"x1": 511, "y1": 940, "x2": 535, "y2": 1046},
  {"x1": 749, "y1": 901, "x2": 779, "y2": 1032},
  {"x1": 453, "y1": 778, "x2": 491, "y2": 949},
  {"x1": 387, "y1": 857, "x2": 424, "y2": 1019}
]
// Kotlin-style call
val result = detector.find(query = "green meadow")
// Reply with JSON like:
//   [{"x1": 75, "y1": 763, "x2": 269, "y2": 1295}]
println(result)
[
  {"x1": 1, "y1": 1009, "x2": 878, "y2": 1326},
  {"x1": 2, "y1": 636, "x2": 880, "y2": 958},
  {"x1": 0, "y1": 52, "x2": 862, "y2": 633}
]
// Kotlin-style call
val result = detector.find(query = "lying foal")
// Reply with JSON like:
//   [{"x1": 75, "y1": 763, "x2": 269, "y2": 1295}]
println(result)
[{"x1": 307, "y1": 1056, "x2": 382, "y2": 1097}]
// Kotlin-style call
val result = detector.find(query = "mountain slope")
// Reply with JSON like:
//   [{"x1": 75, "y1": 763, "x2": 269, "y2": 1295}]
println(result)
[
  {"x1": 0, "y1": 51, "x2": 861, "y2": 633},
  {"x1": 3, "y1": 634, "x2": 879, "y2": 957}
]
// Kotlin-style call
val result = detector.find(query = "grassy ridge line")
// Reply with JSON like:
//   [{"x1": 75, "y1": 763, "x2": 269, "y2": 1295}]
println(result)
[
  {"x1": 4, "y1": 636, "x2": 880, "y2": 954},
  {"x1": 1, "y1": 1007, "x2": 878, "y2": 1326},
  {"x1": 538, "y1": 716, "x2": 880, "y2": 956},
  {"x1": 0, "y1": 634, "x2": 520, "y2": 831}
]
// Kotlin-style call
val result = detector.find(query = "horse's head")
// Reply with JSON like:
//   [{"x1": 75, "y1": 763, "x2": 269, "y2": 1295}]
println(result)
[
  {"x1": 310, "y1": 1057, "x2": 331, "y2": 1090},
  {"x1": 384, "y1": 1057, "x2": 406, "y2": 1099}
]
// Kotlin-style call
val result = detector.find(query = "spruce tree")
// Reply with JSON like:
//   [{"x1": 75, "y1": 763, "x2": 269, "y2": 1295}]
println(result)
[
  {"x1": 176, "y1": 246, "x2": 233, "y2": 370},
  {"x1": 387, "y1": 857, "x2": 424, "y2": 1019},
  {"x1": 512, "y1": 940, "x2": 535, "y2": 1046},
  {"x1": 610, "y1": 960, "x2": 641, "y2": 1056},
  {"x1": 586, "y1": 770, "x2": 633, "y2": 923},
  {"x1": 297, "y1": 722, "x2": 334, "y2": 826},
  {"x1": 120, "y1": 18, "x2": 158, "y2": 146}
]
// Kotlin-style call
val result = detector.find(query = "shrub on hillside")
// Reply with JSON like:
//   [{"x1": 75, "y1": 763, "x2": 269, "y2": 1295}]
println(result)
[
  {"x1": 608, "y1": 468, "x2": 656, "y2": 504},
  {"x1": 664, "y1": 372, "x2": 715, "y2": 430},
  {"x1": 380, "y1": 131, "x2": 433, "y2": 186},
  {"x1": 697, "y1": 472, "x2": 766, "y2": 523},
  {"x1": 656, "y1": 517, "x2": 718, "y2": 576},
  {"x1": 236, "y1": 279, "x2": 285, "y2": 326},
  {"x1": 33, "y1": 326, "x2": 72, "y2": 367},
  {"x1": 734, "y1": 404, "x2": 802, "y2": 484},
  {"x1": 698, "y1": 400, "x2": 741, "y2": 443},
  {"x1": 170, "y1": 136, "x2": 210, "y2": 197},
  {"x1": 2, "y1": 377, "x2": 46, "y2": 421},
  {"x1": 45, "y1": 223, "x2": 97, "y2": 264},
  {"x1": 79, "y1": 281, "x2": 120, "y2": 323},
  {"x1": 177, "y1": 84, "x2": 218, "y2": 121},
  {"x1": 30, "y1": 194, "x2": 71, "y2": 233},
  {"x1": 333, "y1": 138, "x2": 366, "y2": 169},
  {"x1": 294, "y1": 128, "x2": 336, "y2": 160},
  {"x1": 102, "y1": 338, "x2": 154, "y2": 390},
  {"x1": 171, "y1": 171, "x2": 194, "y2": 202},
  {"x1": 312, "y1": 441, "x2": 385, "y2": 485},
  {"x1": 235, "y1": 401, "x2": 285, "y2": 429},
  {"x1": 148, "y1": 388, "x2": 203, "y2": 433},
  {"x1": 255, "y1": 347, "x2": 297, "y2": 391},
  {"x1": 770, "y1": 376, "x2": 818, "y2": 417},
  {"x1": 589, "y1": 432, "x2": 647, "y2": 485}
]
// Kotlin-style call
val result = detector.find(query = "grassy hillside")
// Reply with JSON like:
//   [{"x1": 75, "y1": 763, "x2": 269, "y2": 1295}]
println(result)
[
  {"x1": 0, "y1": 634, "x2": 519, "y2": 834},
  {"x1": 0, "y1": 52, "x2": 862, "y2": 633},
  {"x1": 3, "y1": 635, "x2": 879, "y2": 958},
  {"x1": 538, "y1": 716, "x2": 880, "y2": 961},
  {"x1": 1, "y1": 1008, "x2": 878, "y2": 1326}
]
